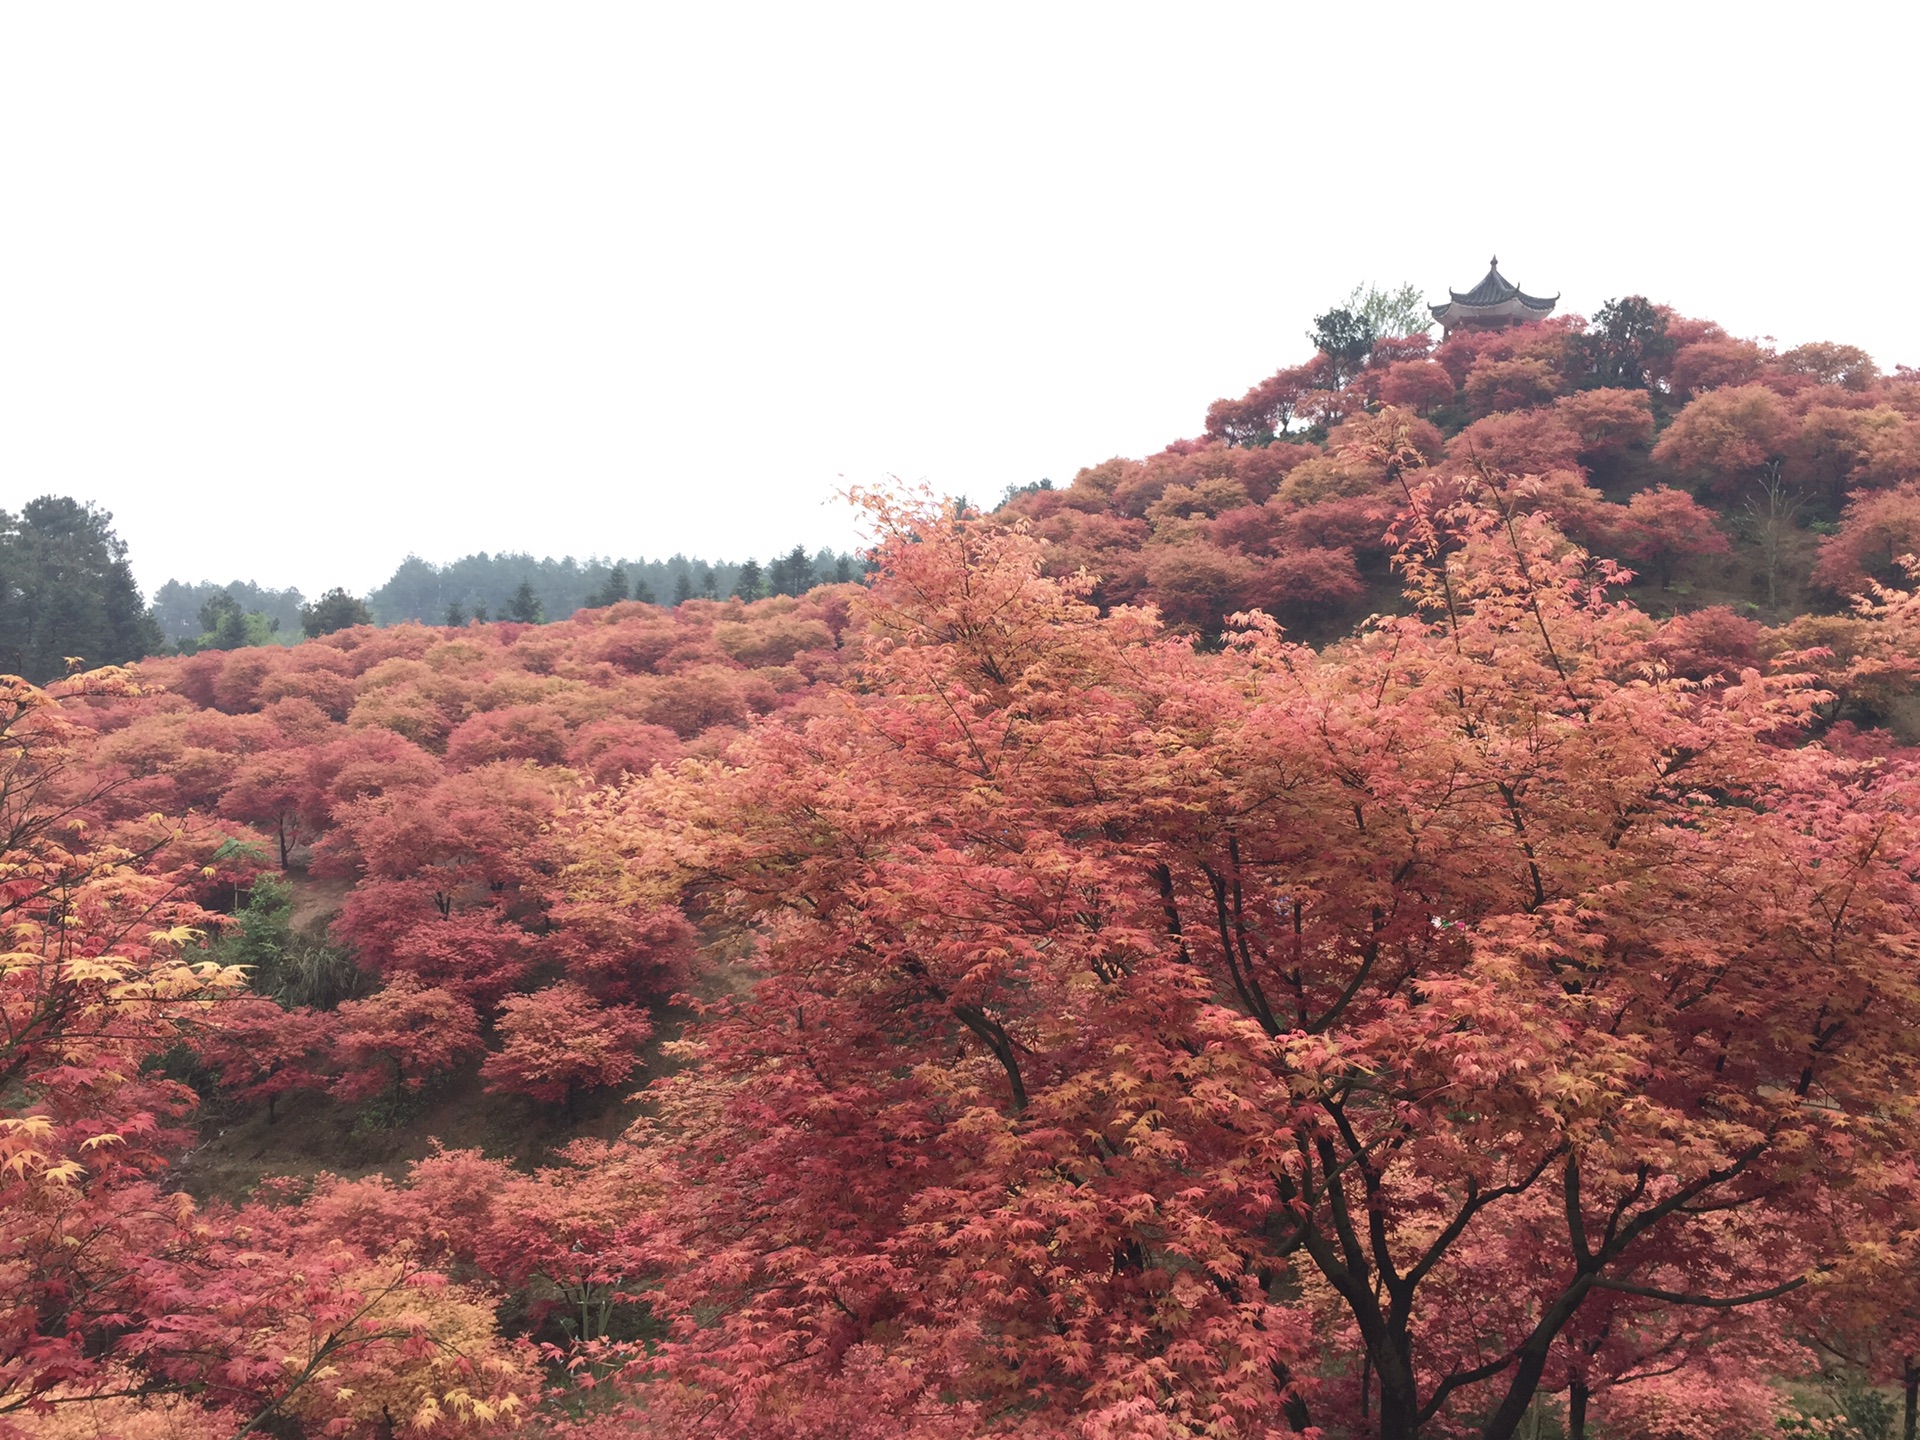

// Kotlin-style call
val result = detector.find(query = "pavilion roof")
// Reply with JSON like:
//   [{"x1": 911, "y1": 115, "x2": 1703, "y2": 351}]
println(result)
[{"x1": 1430, "y1": 257, "x2": 1557, "y2": 318}]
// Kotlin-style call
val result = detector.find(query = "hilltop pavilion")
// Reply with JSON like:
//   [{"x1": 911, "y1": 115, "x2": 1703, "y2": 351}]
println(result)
[{"x1": 1429, "y1": 257, "x2": 1557, "y2": 335}]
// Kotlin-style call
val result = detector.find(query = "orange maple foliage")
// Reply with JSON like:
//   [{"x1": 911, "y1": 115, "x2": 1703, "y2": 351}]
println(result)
[{"x1": 568, "y1": 494, "x2": 1920, "y2": 1439}]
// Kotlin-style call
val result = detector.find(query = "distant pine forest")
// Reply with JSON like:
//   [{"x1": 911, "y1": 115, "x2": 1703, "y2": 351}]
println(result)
[
  {"x1": 149, "y1": 545, "x2": 864, "y2": 641},
  {"x1": 154, "y1": 546, "x2": 862, "y2": 641},
  {"x1": 0, "y1": 501, "x2": 864, "y2": 680}
]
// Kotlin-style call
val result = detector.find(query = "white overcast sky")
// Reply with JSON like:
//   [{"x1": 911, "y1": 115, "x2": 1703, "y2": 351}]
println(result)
[{"x1": 1, "y1": 2, "x2": 1914, "y2": 598}]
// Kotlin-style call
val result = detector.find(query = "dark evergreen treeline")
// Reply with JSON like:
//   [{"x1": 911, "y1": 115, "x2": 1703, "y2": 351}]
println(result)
[
  {"x1": 153, "y1": 547, "x2": 863, "y2": 641},
  {"x1": 144, "y1": 545, "x2": 863, "y2": 650},
  {"x1": 0, "y1": 488, "x2": 865, "y2": 681},
  {"x1": 363, "y1": 546, "x2": 859, "y2": 625}
]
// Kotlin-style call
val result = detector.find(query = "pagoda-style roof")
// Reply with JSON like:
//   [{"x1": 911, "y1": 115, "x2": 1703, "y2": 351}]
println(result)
[{"x1": 1430, "y1": 257, "x2": 1557, "y2": 332}]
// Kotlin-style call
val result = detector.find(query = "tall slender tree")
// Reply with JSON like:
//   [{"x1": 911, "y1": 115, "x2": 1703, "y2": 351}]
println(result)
[
  {"x1": 0, "y1": 497, "x2": 161, "y2": 680},
  {"x1": 591, "y1": 564, "x2": 631, "y2": 608},
  {"x1": 731, "y1": 558, "x2": 764, "y2": 601},
  {"x1": 507, "y1": 579, "x2": 544, "y2": 624}
]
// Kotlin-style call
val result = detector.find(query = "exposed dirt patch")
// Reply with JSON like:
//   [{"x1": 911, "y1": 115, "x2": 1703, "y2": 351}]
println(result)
[
  {"x1": 286, "y1": 872, "x2": 354, "y2": 933},
  {"x1": 174, "y1": 1061, "x2": 652, "y2": 1201},
  {"x1": 174, "y1": 1000, "x2": 699, "y2": 1204}
]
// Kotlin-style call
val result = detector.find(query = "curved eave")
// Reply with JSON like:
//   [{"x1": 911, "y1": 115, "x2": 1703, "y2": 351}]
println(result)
[
  {"x1": 1430, "y1": 294, "x2": 1560, "y2": 325},
  {"x1": 1448, "y1": 283, "x2": 1558, "y2": 307}
]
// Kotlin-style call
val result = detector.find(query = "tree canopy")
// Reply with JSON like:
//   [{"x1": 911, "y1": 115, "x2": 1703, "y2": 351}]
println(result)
[
  {"x1": 300, "y1": 587, "x2": 374, "y2": 637},
  {"x1": 0, "y1": 497, "x2": 161, "y2": 680}
]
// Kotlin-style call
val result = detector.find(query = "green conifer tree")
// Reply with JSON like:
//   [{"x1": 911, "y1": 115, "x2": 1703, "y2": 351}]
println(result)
[
  {"x1": 507, "y1": 580, "x2": 544, "y2": 624},
  {"x1": 0, "y1": 498, "x2": 163, "y2": 679},
  {"x1": 732, "y1": 559, "x2": 764, "y2": 601}
]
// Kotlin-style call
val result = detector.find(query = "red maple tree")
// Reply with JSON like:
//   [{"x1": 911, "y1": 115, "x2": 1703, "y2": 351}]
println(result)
[
  {"x1": 480, "y1": 982, "x2": 651, "y2": 1111},
  {"x1": 574, "y1": 494, "x2": 1920, "y2": 1439}
]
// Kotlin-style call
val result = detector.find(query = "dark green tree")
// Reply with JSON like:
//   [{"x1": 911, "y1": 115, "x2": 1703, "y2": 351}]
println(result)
[
  {"x1": 833, "y1": 555, "x2": 855, "y2": 585},
  {"x1": 365, "y1": 554, "x2": 443, "y2": 624},
  {"x1": 1572, "y1": 295, "x2": 1674, "y2": 390},
  {"x1": 300, "y1": 587, "x2": 373, "y2": 638},
  {"x1": 672, "y1": 570, "x2": 695, "y2": 606},
  {"x1": 198, "y1": 588, "x2": 245, "y2": 638},
  {"x1": 590, "y1": 564, "x2": 630, "y2": 608},
  {"x1": 1308, "y1": 306, "x2": 1377, "y2": 383},
  {"x1": 631, "y1": 575, "x2": 657, "y2": 604},
  {"x1": 0, "y1": 497, "x2": 163, "y2": 681},
  {"x1": 732, "y1": 559, "x2": 765, "y2": 601},
  {"x1": 768, "y1": 545, "x2": 818, "y2": 597},
  {"x1": 697, "y1": 564, "x2": 717, "y2": 599},
  {"x1": 211, "y1": 609, "x2": 254, "y2": 651},
  {"x1": 183, "y1": 588, "x2": 279, "y2": 652},
  {"x1": 507, "y1": 580, "x2": 544, "y2": 624},
  {"x1": 444, "y1": 600, "x2": 468, "y2": 627}
]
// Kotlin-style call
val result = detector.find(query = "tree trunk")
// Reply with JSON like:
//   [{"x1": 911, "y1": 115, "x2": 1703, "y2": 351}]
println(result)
[
  {"x1": 1372, "y1": 1341, "x2": 1420, "y2": 1440},
  {"x1": 1904, "y1": 1356, "x2": 1917, "y2": 1440},
  {"x1": 1479, "y1": 1343, "x2": 1553, "y2": 1440},
  {"x1": 1268, "y1": 1360, "x2": 1314, "y2": 1434},
  {"x1": 1568, "y1": 1380, "x2": 1589, "y2": 1440},
  {"x1": 1377, "y1": 1392, "x2": 1419, "y2": 1440}
]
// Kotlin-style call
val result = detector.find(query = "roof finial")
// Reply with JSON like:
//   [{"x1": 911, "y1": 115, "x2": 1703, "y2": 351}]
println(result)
[{"x1": 1490, "y1": 254, "x2": 1499, "y2": 269}]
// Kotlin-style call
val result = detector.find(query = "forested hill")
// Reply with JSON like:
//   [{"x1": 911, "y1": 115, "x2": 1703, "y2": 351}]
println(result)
[
  {"x1": 16, "y1": 294, "x2": 1920, "y2": 1440},
  {"x1": 997, "y1": 297, "x2": 1918, "y2": 655}
]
